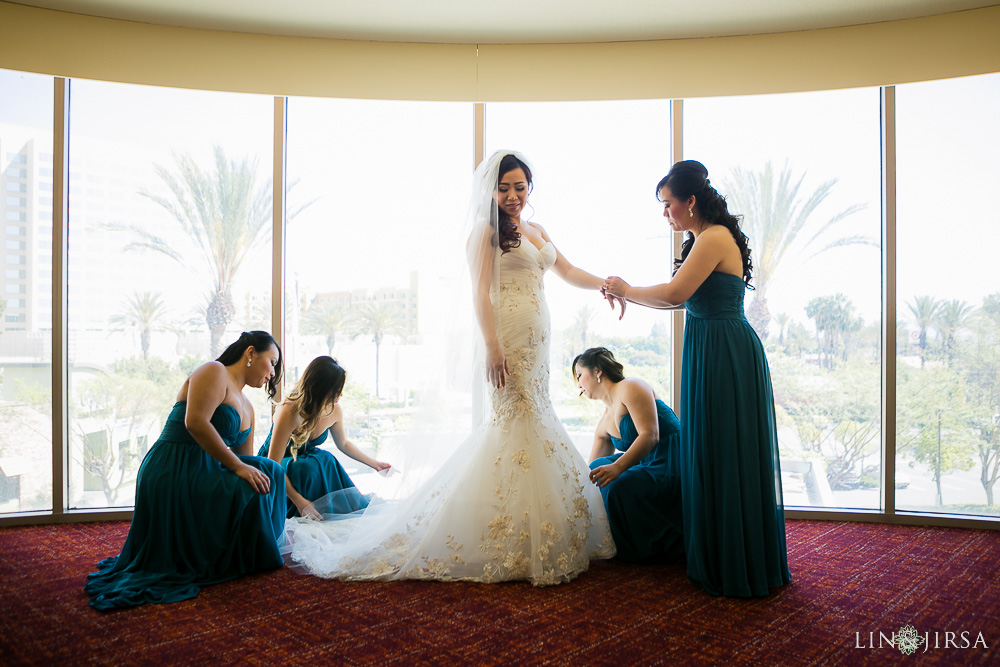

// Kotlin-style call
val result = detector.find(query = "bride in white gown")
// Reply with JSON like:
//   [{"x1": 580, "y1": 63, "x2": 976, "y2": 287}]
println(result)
[{"x1": 282, "y1": 150, "x2": 619, "y2": 585}]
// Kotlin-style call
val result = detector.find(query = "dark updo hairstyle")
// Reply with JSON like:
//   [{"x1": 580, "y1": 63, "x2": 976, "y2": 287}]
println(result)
[
  {"x1": 657, "y1": 160, "x2": 755, "y2": 289},
  {"x1": 286, "y1": 356, "x2": 346, "y2": 460},
  {"x1": 495, "y1": 153, "x2": 533, "y2": 255},
  {"x1": 216, "y1": 330, "x2": 283, "y2": 399},
  {"x1": 572, "y1": 347, "x2": 626, "y2": 384}
]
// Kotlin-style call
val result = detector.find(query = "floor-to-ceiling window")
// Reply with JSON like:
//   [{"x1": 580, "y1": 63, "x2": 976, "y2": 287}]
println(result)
[
  {"x1": 285, "y1": 98, "x2": 471, "y2": 491},
  {"x1": 485, "y1": 100, "x2": 674, "y2": 458},
  {"x1": 65, "y1": 80, "x2": 273, "y2": 508},
  {"x1": 0, "y1": 68, "x2": 53, "y2": 514},
  {"x1": 895, "y1": 72, "x2": 1000, "y2": 518},
  {"x1": 684, "y1": 88, "x2": 883, "y2": 510},
  {"x1": 1, "y1": 64, "x2": 998, "y2": 525}
]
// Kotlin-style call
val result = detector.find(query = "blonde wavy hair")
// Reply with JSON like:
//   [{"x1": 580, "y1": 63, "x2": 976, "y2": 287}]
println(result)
[{"x1": 286, "y1": 356, "x2": 346, "y2": 461}]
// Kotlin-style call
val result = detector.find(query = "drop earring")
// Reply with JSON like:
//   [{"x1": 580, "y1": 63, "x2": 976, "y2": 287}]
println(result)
[
  {"x1": 688, "y1": 208, "x2": 693, "y2": 218},
  {"x1": 597, "y1": 375, "x2": 601, "y2": 383},
  {"x1": 247, "y1": 358, "x2": 252, "y2": 367}
]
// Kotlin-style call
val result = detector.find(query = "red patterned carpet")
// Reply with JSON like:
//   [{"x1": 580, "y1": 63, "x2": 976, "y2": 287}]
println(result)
[{"x1": 0, "y1": 519, "x2": 998, "y2": 665}]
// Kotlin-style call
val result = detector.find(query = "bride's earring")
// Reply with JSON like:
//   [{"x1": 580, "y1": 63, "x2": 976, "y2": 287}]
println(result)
[
  {"x1": 688, "y1": 208, "x2": 693, "y2": 218},
  {"x1": 247, "y1": 358, "x2": 252, "y2": 367},
  {"x1": 597, "y1": 375, "x2": 601, "y2": 384}
]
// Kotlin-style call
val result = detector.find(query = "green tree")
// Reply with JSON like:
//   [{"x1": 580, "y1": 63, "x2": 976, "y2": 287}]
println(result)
[
  {"x1": 897, "y1": 366, "x2": 976, "y2": 507},
  {"x1": 773, "y1": 312, "x2": 790, "y2": 345},
  {"x1": 350, "y1": 301, "x2": 407, "y2": 399},
  {"x1": 805, "y1": 294, "x2": 861, "y2": 370},
  {"x1": 724, "y1": 161, "x2": 868, "y2": 339},
  {"x1": 571, "y1": 304, "x2": 597, "y2": 349},
  {"x1": 109, "y1": 291, "x2": 171, "y2": 361},
  {"x1": 302, "y1": 299, "x2": 350, "y2": 356},
  {"x1": 781, "y1": 360, "x2": 880, "y2": 490},
  {"x1": 934, "y1": 299, "x2": 975, "y2": 367},
  {"x1": 906, "y1": 295, "x2": 942, "y2": 368},
  {"x1": 965, "y1": 294, "x2": 1000, "y2": 507},
  {"x1": 74, "y1": 371, "x2": 162, "y2": 505}
]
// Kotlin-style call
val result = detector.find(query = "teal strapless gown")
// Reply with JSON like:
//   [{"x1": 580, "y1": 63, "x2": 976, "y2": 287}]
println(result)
[
  {"x1": 258, "y1": 428, "x2": 369, "y2": 518},
  {"x1": 85, "y1": 401, "x2": 286, "y2": 611},
  {"x1": 682, "y1": 272, "x2": 791, "y2": 597},
  {"x1": 589, "y1": 399, "x2": 684, "y2": 563}
]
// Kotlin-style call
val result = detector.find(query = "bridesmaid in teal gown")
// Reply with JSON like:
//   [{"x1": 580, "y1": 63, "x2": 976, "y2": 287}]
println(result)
[
  {"x1": 602, "y1": 160, "x2": 791, "y2": 597},
  {"x1": 259, "y1": 356, "x2": 391, "y2": 520},
  {"x1": 85, "y1": 331, "x2": 287, "y2": 610},
  {"x1": 574, "y1": 347, "x2": 684, "y2": 563}
]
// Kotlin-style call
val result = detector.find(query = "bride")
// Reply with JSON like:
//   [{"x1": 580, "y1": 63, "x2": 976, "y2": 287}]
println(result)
[{"x1": 282, "y1": 150, "x2": 619, "y2": 585}]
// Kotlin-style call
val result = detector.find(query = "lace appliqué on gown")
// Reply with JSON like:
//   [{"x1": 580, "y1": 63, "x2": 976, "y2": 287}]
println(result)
[{"x1": 283, "y1": 241, "x2": 615, "y2": 586}]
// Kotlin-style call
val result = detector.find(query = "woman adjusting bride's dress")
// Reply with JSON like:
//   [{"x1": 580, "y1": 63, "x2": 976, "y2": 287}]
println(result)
[{"x1": 282, "y1": 150, "x2": 618, "y2": 585}]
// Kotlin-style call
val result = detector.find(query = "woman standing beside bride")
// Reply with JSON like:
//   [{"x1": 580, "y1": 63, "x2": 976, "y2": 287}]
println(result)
[{"x1": 283, "y1": 150, "x2": 618, "y2": 584}]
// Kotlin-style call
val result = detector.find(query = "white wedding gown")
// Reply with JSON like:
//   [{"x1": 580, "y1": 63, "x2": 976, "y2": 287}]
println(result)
[{"x1": 283, "y1": 240, "x2": 616, "y2": 585}]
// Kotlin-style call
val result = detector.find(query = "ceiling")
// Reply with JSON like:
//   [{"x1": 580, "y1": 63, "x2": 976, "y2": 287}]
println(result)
[{"x1": 8, "y1": 0, "x2": 995, "y2": 44}]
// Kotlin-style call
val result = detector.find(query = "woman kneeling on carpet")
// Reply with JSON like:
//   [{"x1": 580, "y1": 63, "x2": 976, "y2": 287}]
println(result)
[
  {"x1": 259, "y1": 356, "x2": 391, "y2": 520},
  {"x1": 85, "y1": 331, "x2": 287, "y2": 611},
  {"x1": 576, "y1": 347, "x2": 684, "y2": 563}
]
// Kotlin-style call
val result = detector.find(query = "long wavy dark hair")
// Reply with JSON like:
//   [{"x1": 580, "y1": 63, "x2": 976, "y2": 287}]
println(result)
[
  {"x1": 571, "y1": 347, "x2": 626, "y2": 383},
  {"x1": 495, "y1": 153, "x2": 533, "y2": 255},
  {"x1": 657, "y1": 160, "x2": 754, "y2": 289},
  {"x1": 286, "y1": 356, "x2": 346, "y2": 461},
  {"x1": 216, "y1": 330, "x2": 283, "y2": 399}
]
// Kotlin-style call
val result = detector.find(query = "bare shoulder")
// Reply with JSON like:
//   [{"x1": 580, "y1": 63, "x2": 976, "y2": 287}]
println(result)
[
  {"x1": 528, "y1": 221, "x2": 551, "y2": 241},
  {"x1": 309, "y1": 402, "x2": 342, "y2": 433},
  {"x1": 185, "y1": 361, "x2": 229, "y2": 400},
  {"x1": 272, "y1": 400, "x2": 298, "y2": 426},
  {"x1": 620, "y1": 376, "x2": 654, "y2": 398},
  {"x1": 191, "y1": 360, "x2": 227, "y2": 381}
]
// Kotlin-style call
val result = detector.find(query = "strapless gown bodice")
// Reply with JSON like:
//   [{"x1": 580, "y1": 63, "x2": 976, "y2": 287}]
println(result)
[
  {"x1": 684, "y1": 271, "x2": 747, "y2": 320},
  {"x1": 160, "y1": 401, "x2": 250, "y2": 449}
]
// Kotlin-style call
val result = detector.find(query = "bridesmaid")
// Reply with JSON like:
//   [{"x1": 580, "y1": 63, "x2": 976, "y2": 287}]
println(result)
[
  {"x1": 259, "y1": 356, "x2": 391, "y2": 520},
  {"x1": 575, "y1": 347, "x2": 684, "y2": 563},
  {"x1": 85, "y1": 331, "x2": 286, "y2": 611},
  {"x1": 602, "y1": 160, "x2": 791, "y2": 597}
]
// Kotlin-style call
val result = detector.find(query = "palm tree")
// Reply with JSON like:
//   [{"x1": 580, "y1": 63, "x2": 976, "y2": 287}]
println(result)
[
  {"x1": 934, "y1": 299, "x2": 975, "y2": 367},
  {"x1": 302, "y1": 299, "x2": 349, "y2": 356},
  {"x1": 350, "y1": 301, "x2": 407, "y2": 399},
  {"x1": 773, "y1": 312, "x2": 790, "y2": 345},
  {"x1": 907, "y1": 295, "x2": 942, "y2": 368},
  {"x1": 724, "y1": 161, "x2": 869, "y2": 339},
  {"x1": 109, "y1": 291, "x2": 170, "y2": 360},
  {"x1": 124, "y1": 146, "x2": 272, "y2": 356},
  {"x1": 570, "y1": 304, "x2": 598, "y2": 348}
]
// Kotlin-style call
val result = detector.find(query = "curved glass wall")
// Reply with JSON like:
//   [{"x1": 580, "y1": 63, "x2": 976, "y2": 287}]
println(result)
[
  {"x1": 66, "y1": 79, "x2": 273, "y2": 508},
  {"x1": 685, "y1": 88, "x2": 883, "y2": 510},
  {"x1": 895, "y1": 72, "x2": 1000, "y2": 518},
  {"x1": 0, "y1": 64, "x2": 997, "y2": 525},
  {"x1": 0, "y1": 68, "x2": 53, "y2": 513}
]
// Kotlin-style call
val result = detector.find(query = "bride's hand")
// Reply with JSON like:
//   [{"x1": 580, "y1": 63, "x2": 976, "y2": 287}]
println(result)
[
  {"x1": 601, "y1": 276, "x2": 630, "y2": 300},
  {"x1": 486, "y1": 344, "x2": 510, "y2": 389},
  {"x1": 603, "y1": 292, "x2": 627, "y2": 320}
]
